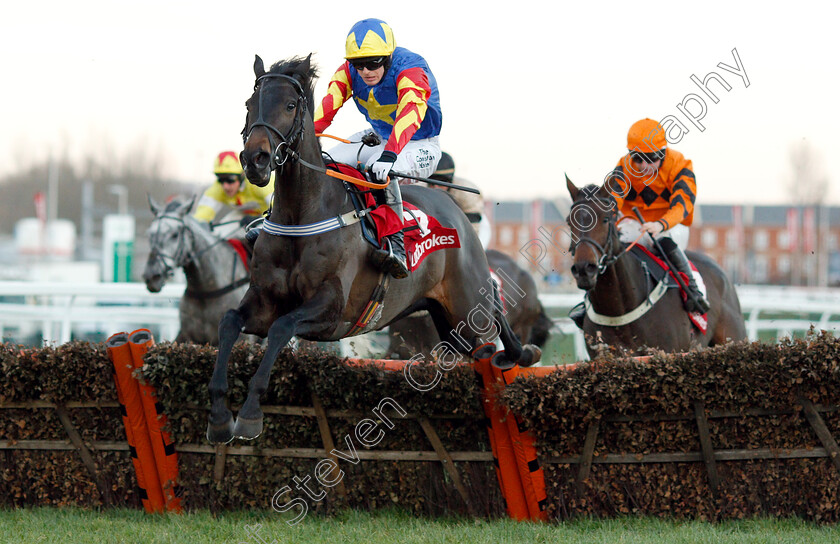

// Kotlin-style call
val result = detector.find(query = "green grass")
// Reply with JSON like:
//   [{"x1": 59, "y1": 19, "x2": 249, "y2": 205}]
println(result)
[{"x1": 2, "y1": 508, "x2": 839, "y2": 544}]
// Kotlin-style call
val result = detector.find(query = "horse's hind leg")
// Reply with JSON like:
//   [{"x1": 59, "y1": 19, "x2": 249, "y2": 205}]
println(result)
[
  {"x1": 491, "y1": 284, "x2": 542, "y2": 369},
  {"x1": 233, "y1": 287, "x2": 341, "y2": 440},
  {"x1": 428, "y1": 299, "x2": 508, "y2": 359},
  {"x1": 207, "y1": 308, "x2": 245, "y2": 444}
]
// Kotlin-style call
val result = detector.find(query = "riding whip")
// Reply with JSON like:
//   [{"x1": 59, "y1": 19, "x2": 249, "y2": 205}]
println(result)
[
  {"x1": 632, "y1": 206, "x2": 691, "y2": 296},
  {"x1": 387, "y1": 170, "x2": 482, "y2": 194}
]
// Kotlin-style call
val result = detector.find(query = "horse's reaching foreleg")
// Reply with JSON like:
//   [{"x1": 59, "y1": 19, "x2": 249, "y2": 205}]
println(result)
[
  {"x1": 233, "y1": 287, "x2": 341, "y2": 440},
  {"x1": 206, "y1": 309, "x2": 245, "y2": 444}
]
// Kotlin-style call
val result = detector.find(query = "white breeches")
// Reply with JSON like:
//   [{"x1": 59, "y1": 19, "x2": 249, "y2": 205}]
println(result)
[
  {"x1": 324, "y1": 129, "x2": 441, "y2": 181},
  {"x1": 617, "y1": 218, "x2": 689, "y2": 250}
]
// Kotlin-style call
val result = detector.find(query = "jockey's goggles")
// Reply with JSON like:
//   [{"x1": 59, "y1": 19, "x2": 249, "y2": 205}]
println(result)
[
  {"x1": 350, "y1": 57, "x2": 386, "y2": 71},
  {"x1": 630, "y1": 150, "x2": 665, "y2": 164},
  {"x1": 217, "y1": 175, "x2": 242, "y2": 185}
]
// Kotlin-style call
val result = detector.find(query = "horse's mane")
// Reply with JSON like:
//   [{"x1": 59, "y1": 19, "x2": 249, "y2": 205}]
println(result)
[{"x1": 268, "y1": 56, "x2": 318, "y2": 119}]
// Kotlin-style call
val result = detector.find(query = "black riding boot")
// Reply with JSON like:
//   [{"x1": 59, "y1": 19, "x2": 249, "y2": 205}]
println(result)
[
  {"x1": 569, "y1": 302, "x2": 586, "y2": 329},
  {"x1": 383, "y1": 230, "x2": 409, "y2": 279},
  {"x1": 245, "y1": 226, "x2": 261, "y2": 247},
  {"x1": 372, "y1": 175, "x2": 409, "y2": 279},
  {"x1": 660, "y1": 237, "x2": 711, "y2": 313}
]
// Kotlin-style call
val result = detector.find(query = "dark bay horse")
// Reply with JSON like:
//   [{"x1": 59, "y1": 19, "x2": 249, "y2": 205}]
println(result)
[
  {"x1": 207, "y1": 55, "x2": 541, "y2": 443},
  {"x1": 143, "y1": 196, "x2": 251, "y2": 345},
  {"x1": 566, "y1": 177, "x2": 746, "y2": 357},
  {"x1": 387, "y1": 249, "x2": 553, "y2": 359}
]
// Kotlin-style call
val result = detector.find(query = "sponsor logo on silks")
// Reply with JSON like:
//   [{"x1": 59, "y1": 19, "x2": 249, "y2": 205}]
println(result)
[{"x1": 407, "y1": 226, "x2": 460, "y2": 270}]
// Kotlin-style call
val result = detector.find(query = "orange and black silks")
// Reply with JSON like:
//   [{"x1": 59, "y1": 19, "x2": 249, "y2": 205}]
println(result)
[
  {"x1": 609, "y1": 148, "x2": 697, "y2": 231},
  {"x1": 473, "y1": 347, "x2": 530, "y2": 520},
  {"x1": 106, "y1": 332, "x2": 165, "y2": 513},
  {"x1": 128, "y1": 329, "x2": 182, "y2": 513}
]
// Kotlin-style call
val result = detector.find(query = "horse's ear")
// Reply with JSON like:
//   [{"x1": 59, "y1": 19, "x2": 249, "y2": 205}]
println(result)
[
  {"x1": 301, "y1": 53, "x2": 312, "y2": 73},
  {"x1": 148, "y1": 194, "x2": 162, "y2": 216},
  {"x1": 565, "y1": 174, "x2": 579, "y2": 200},
  {"x1": 171, "y1": 195, "x2": 196, "y2": 216},
  {"x1": 254, "y1": 55, "x2": 265, "y2": 78}
]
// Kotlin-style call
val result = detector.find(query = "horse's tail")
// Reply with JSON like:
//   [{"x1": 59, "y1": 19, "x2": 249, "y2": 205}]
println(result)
[{"x1": 529, "y1": 304, "x2": 553, "y2": 348}]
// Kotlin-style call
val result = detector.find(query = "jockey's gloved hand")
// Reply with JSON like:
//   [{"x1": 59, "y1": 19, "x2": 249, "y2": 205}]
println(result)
[{"x1": 370, "y1": 151, "x2": 397, "y2": 182}]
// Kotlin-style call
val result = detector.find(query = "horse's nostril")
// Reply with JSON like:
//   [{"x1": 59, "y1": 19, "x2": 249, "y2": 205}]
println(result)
[
  {"x1": 571, "y1": 262, "x2": 597, "y2": 278},
  {"x1": 253, "y1": 152, "x2": 270, "y2": 169}
]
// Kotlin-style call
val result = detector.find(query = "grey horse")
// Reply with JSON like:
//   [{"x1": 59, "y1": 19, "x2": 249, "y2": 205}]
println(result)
[{"x1": 143, "y1": 196, "x2": 251, "y2": 345}]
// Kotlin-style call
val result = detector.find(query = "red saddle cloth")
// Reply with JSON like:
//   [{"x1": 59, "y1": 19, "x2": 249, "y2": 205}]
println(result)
[
  {"x1": 226, "y1": 238, "x2": 250, "y2": 271},
  {"x1": 632, "y1": 244, "x2": 708, "y2": 333},
  {"x1": 328, "y1": 163, "x2": 461, "y2": 271}
]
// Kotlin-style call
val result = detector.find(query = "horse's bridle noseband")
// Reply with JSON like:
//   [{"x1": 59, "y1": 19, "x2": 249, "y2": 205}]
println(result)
[
  {"x1": 242, "y1": 73, "x2": 308, "y2": 170},
  {"x1": 568, "y1": 198, "x2": 623, "y2": 275},
  {"x1": 149, "y1": 215, "x2": 193, "y2": 278}
]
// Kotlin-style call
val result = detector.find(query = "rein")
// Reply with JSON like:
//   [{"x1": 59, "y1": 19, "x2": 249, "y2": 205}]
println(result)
[
  {"x1": 569, "y1": 196, "x2": 667, "y2": 327},
  {"x1": 243, "y1": 73, "x2": 388, "y2": 191},
  {"x1": 243, "y1": 69, "x2": 388, "y2": 239}
]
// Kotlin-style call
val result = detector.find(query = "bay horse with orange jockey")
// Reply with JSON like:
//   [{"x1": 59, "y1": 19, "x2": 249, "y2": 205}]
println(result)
[{"x1": 566, "y1": 177, "x2": 746, "y2": 358}]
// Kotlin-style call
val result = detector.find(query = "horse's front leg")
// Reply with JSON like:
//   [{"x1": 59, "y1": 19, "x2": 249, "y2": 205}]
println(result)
[
  {"x1": 233, "y1": 287, "x2": 341, "y2": 440},
  {"x1": 206, "y1": 308, "x2": 245, "y2": 444}
]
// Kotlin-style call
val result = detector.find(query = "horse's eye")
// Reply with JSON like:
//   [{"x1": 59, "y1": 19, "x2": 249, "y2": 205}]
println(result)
[
  {"x1": 602, "y1": 217, "x2": 610, "y2": 223},
  {"x1": 286, "y1": 102, "x2": 296, "y2": 111}
]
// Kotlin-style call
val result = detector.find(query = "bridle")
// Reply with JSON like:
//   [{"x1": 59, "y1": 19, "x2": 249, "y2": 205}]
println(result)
[
  {"x1": 148, "y1": 215, "x2": 193, "y2": 278},
  {"x1": 568, "y1": 197, "x2": 624, "y2": 275},
  {"x1": 149, "y1": 214, "x2": 249, "y2": 299},
  {"x1": 239, "y1": 69, "x2": 383, "y2": 191},
  {"x1": 241, "y1": 73, "x2": 308, "y2": 170},
  {"x1": 148, "y1": 215, "x2": 226, "y2": 277}
]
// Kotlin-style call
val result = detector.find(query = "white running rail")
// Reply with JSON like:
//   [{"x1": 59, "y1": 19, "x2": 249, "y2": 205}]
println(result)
[{"x1": 1, "y1": 282, "x2": 839, "y2": 362}]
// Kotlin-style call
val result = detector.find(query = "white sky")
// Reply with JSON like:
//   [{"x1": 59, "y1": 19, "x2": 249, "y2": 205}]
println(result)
[{"x1": 2, "y1": 1, "x2": 838, "y2": 205}]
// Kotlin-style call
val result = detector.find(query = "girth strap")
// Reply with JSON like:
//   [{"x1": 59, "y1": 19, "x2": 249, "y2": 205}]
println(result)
[
  {"x1": 184, "y1": 276, "x2": 250, "y2": 300},
  {"x1": 262, "y1": 209, "x2": 362, "y2": 237}
]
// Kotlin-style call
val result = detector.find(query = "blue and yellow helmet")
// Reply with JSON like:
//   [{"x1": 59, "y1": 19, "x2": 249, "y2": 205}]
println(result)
[{"x1": 345, "y1": 19, "x2": 396, "y2": 59}]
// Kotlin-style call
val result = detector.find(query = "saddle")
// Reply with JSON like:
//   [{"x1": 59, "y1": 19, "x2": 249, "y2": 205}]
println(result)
[
  {"x1": 630, "y1": 245, "x2": 708, "y2": 332},
  {"x1": 226, "y1": 238, "x2": 251, "y2": 270},
  {"x1": 326, "y1": 163, "x2": 461, "y2": 272}
]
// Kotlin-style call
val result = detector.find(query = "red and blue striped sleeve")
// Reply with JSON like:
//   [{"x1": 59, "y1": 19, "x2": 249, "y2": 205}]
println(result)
[
  {"x1": 314, "y1": 63, "x2": 353, "y2": 133},
  {"x1": 384, "y1": 67, "x2": 431, "y2": 155}
]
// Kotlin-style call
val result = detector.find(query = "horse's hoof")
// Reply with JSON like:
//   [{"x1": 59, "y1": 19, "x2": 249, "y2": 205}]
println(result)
[
  {"x1": 518, "y1": 344, "x2": 542, "y2": 367},
  {"x1": 471, "y1": 343, "x2": 495, "y2": 360},
  {"x1": 233, "y1": 415, "x2": 264, "y2": 440},
  {"x1": 490, "y1": 350, "x2": 517, "y2": 370},
  {"x1": 206, "y1": 417, "x2": 235, "y2": 444}
]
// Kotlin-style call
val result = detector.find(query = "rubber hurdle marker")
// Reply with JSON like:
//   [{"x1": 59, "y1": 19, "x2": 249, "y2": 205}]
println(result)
[
  {"x1": 473, "y1": 345, "x2": 530, "y2": 520},
  {"x1": 128, "y1": 329, "x2": 182, "y2": 513},
  {"x1": 107, "y1": 332, "x2": 166, "y2": 513}
]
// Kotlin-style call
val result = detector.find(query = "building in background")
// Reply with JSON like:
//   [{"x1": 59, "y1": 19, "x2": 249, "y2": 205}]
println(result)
[{"x1": 488, "y1": 200, "x2": 840, "y2": 290}]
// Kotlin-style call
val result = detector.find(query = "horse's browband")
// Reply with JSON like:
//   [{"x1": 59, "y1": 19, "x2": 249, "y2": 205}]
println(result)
[{"x1": 256, "y1": 73, "x2": 304, "y2": 95}]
